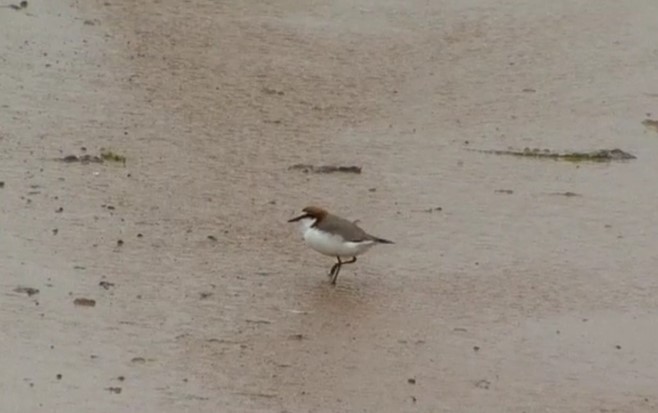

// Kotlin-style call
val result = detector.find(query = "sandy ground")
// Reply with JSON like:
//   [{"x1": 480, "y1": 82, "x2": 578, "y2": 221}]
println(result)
[{"x1": 2, "y1": 0, "x2": 658, "y2": 412}]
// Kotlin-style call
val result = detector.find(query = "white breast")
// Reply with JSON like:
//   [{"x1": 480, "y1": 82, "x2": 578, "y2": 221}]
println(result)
[{"x1": 301, "y1": 224, "x2": 376, "y2": 258}]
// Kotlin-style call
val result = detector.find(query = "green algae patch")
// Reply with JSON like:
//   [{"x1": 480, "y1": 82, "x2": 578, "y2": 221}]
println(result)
[
  {"x1": 468, "y1": 147, "x2": 636, "y2": 162},
  {"x1": 57, "y1": 149, "x2": 127, "y2": 165},
  {"x1": 100, "y1": 149, "x2": 127, "y2": 165}
]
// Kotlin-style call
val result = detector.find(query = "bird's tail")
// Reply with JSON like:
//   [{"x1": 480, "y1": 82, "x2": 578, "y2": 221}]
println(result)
[{"x1": 373, "y1": 237, "x2": 394, "y2": 244}]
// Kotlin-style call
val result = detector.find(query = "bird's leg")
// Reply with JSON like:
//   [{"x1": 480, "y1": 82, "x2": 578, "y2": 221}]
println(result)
[
  {"x1": 329, "y1": 257, "x2": 344, "y2": 285},
  {"x1": 329, "y1": 257, "x2": 342, "y2": 278},
  {"x1": 342, "y1": 257, "x2": 357, "y2": 266},
  {"x1": 330, "y1": 257, "x2": 356, "y2": 285}
]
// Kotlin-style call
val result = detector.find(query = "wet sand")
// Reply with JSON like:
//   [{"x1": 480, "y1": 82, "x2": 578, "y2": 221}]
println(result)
[{"x1": 2, "y1": 1, "x2": 658, "y2": 412}]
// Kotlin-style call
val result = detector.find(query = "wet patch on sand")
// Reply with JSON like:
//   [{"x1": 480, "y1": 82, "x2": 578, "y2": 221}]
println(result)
[
  {"x1": 13, "y1": 286, "x2": 39, "y2": 296},
  {"x1": 642, "y1": 119, "x2": 658, "y2": 134}
]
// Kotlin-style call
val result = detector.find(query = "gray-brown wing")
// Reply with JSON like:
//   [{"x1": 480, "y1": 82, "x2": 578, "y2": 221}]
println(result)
[{"x1": 315, "y1": 214, "x2": 372, "y2": 242}]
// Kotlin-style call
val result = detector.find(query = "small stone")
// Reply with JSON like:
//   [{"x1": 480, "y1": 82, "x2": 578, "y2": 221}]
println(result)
[
  {"x1": 99, "y1": 281, "x2": 115, "y2": 290},
  {"x1": 407, "y1": 378, "x2": 416, "y2": 384},
  {"x1": 473, "y1": 346, "x2": 480, "y2": 352},
  {"x1": 62, "y1": 155, "x2": 78, "y2": 162},
  {"x1": 475, "y1": 379, "x2": 490, "y2": 389},
  {"x1": 56, "y1": 374, "x2": 62, "y2": 380},
  {"x1": 117, "y1": 239, "x2": 124, "y2": 246},
  {"x1": 73, "y1": 298, "x2": 96, "y2": 307}
]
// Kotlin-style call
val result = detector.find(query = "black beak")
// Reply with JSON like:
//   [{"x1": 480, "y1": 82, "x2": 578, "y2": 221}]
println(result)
[{"x1": 287, "y1": 213, "x2": 309, "y2": 223}]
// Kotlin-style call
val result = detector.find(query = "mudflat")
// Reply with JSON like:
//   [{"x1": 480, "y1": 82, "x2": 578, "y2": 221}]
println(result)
[{"x1": 2, "y1": 1, "x2": 658, "y2": 412}]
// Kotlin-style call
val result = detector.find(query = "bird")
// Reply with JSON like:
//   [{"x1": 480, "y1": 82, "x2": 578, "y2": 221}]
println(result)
[{"x1": 287, "y1": 206, "x2": 394, "y2": 284}]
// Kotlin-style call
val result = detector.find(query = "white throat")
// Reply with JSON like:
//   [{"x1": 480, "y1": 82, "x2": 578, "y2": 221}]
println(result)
[{"x1": 296, "y1": 217, "x2": 317, "y2": 233}]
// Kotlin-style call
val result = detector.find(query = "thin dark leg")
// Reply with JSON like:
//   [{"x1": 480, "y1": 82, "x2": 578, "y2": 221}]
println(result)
[
  {"x1": 329, "y1": 257, "x2": 342, "y2": 283},
  {"x1": 330, "y1": 257, "x2": 357, "y2": 285},
  {"x1": 329, "y1": 258, "x2": 341, "y2": 278},
  {"x1": 342, "y1": 257, "x2": 357, "y2": 266}
]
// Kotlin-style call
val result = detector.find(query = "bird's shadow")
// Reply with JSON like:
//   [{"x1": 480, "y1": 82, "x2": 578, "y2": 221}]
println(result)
[{"x1": 301, "y1": 274, "x2": 377, "y2": 324}]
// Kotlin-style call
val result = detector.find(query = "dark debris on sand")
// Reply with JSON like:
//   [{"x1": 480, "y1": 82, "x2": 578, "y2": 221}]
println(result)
[{"x1": 288, "y1": 164, "x2": 362, "y2": 174}]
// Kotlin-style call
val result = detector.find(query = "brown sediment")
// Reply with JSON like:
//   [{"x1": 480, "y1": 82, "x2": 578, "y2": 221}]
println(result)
[{"x1": 2, "y1": 1, "x2": 658, "y2": 412}]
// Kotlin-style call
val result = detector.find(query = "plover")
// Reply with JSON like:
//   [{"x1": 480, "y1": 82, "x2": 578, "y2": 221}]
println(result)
[{"x1": 288, "y1": 206, "x2": 394, "y2": 284}]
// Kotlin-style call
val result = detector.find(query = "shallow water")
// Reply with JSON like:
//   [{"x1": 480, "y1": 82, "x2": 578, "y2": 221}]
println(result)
[{"x1": 2, "y1": 0, "x2": 658, "y2": 412}]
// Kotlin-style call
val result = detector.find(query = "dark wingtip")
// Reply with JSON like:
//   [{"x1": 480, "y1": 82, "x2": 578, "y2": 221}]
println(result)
[{"x1": 375, "y1": 237, "x2": 394, "y2": 244}]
